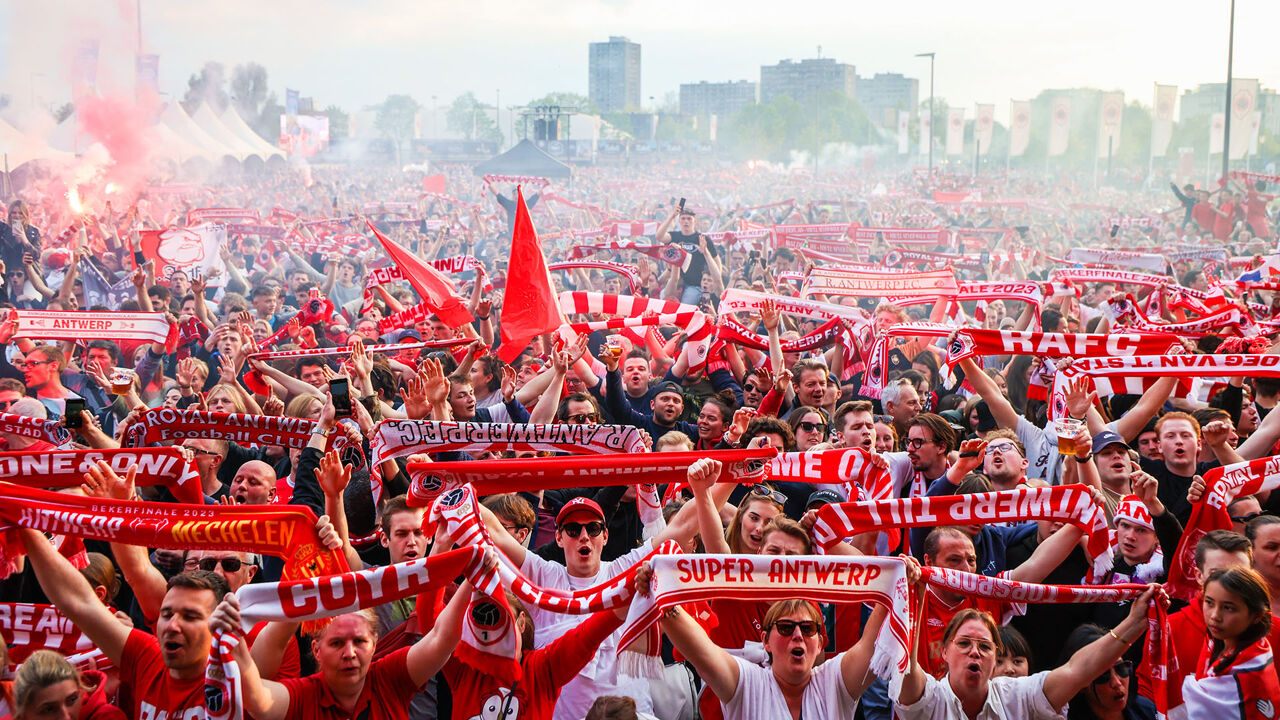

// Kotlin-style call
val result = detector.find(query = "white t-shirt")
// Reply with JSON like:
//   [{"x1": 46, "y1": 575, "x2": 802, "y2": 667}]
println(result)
[
  {"x1": 896, "y1": 670, "x2": 1066, "y2": 720},
  {"x1": 722, "y1": 654, "x2": 857, "y2": 720},
  {"x1": 522, "y1": 541, "x2": 656, "y2": 720}
]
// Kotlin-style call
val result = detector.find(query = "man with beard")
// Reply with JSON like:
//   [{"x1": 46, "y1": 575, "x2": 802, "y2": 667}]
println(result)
[
  {"x1": 974, "y1": 430, "x2": 1028, "y2": 493},
  {"x1": 881, "y1": 413, "x2": 954, "y2": 501}
]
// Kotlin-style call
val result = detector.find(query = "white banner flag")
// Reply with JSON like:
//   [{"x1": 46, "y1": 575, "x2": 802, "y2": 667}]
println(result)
[
  {"x1": 1049, "y1": 96, "x2": 1071, "y2": 157},
  {"x1": 946, "y1": 108, "x2": 965, "y2": 156},
  {"x1": 1151, "y1": 84, "x2": 1177, "y2": 158},
  {"x1": 1210, "y1": 112, "x2": 1225, "y2": 155},
  {"x1": 898, "y1": 110, "x2": 910, "y2": 155},
  {"x1": 1230, "y1": 78, "x2": 1258, "y2": 160},
  {"x1": 974, "y1": 104, "x2": 995, "y2": 155},
  {"x1": 919, "y1": 110, "x2": 931, "y2": 156},
  {"x1": 1009, "y1": 101, "x2": 1031, "y2": 157},
  {"x1": 1097, "y1": 92, "x2": 1124, "y2": 159}
]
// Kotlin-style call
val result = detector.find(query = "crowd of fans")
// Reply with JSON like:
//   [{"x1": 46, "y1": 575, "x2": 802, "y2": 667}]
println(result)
[{"x1": 0, "y1": 159, "x2": 1277, "y2": 720}]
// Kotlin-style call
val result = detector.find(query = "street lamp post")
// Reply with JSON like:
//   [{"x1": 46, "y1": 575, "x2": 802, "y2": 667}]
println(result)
[
  {"x1": 431, "y1": 95, "x2": 437, "y2": 138},
  {"x1": 1221, "y1": 0, "x2": 1236, "y2": 180},
  {"x1": 915, "y1": 52, "x2": 935, "y2": 177}
]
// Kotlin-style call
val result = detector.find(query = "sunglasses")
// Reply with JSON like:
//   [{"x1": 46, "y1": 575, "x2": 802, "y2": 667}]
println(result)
[
  {"x1": 20, "y1": 360, "x2": 52, "y2": 369},
  {"x1": 797, "y1": 421, "x2": 828, "y2": 434},
  {"x1": 1093, "y1": 660, "x2": 1133, "y2": 686},
  {"x1": 565, "y1": 413, "x2": 600, "y2": 425},
  {"x1": 743, "y1": 383, "x2": 762, "y2": 393},
  {"x1": 560, "y1": 521, "x2": 605, "y2": 538},
  {"x1": 873, "y1": 414, "x2": 893, "y2": 424},
  {"x1": 770, "y1": 620, "x2": 820, "y2": 638},
  {"x1": 0, "y1": 399, "x2": 14, "y2": 410},
  {"x1": 1232, "y1": 511, "x2": 1270, "y2": 524},
  {"x1": 185, "y1": 557, "x2": 244, "y2": 573},
  {"x1": 749, "y1": 485, "x2": 788, "y2": 505}
]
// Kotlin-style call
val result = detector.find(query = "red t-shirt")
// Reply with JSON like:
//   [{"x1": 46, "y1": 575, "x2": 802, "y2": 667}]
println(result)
[
  {"x1": 282, "y1": 646, "x2": 420, "y2": 720},
  {"x1": 1214, "y1": 201, "x2": 1238, "y2": 240},
  {"x1": 116, "y1": 628, "x2": 207, "y2": 720},
  {"x1": 920, "y1": 586, "x2": 1013, "y2": 678},
  {"x1": 1246, "y1": 193, "x2": 1274, "y2": 238},
  {"x1": 246, "y1": 622, "x2": 302, "y2": 679},
  {"x1": 444, "y1": 609, "x2": 622, "y2": 720},
  {"x1": 1192, "y1": 202, "x2": 1217, "y2": 233},
  {"x1": 707, "y1": 598, "x2": 770, "y2": 650}
]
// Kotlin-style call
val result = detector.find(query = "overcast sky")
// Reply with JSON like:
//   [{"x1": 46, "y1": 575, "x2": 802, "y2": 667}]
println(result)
[{"x1": 4, "y1": 0, "x2": 1280, "y2": 124}]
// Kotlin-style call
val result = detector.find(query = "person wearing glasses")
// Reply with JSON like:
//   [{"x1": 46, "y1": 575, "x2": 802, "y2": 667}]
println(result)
[
  {"x1": 786, "y1": 406, "x2": 830, "y2": 453},
  {"x1": 478, "y1": 461, "x2": 734, "y2": 720},
  {"x1": 19, "y1": 345, "x2": 78, "y2": 417},
  {"x1": 636, "y1": 566, "x2": 902, "y2": 720},
  {"x1": 898, "y1": 582, "x2": 1164, "y2": 720}
]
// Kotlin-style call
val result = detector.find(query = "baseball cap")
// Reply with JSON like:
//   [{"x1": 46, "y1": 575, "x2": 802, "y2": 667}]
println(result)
[
  {"x1": 974, "y1": 401, "x2": 998, "y2": 433},
  {"x1": 653, "y1": 381, "x2": 683, "y2": 399},
  {"x1": 395, "y1": 329, "x2": 423, "y2": 343},
  {"x1": 556, "y1": 497, "x2": 605, "y2": 526},
  {"x1": 1091, "y1": 430, "x2": 1129, "y2": 455},
  {"x1": 806, "y1": 488, "x2": 846, "y2": 509}
]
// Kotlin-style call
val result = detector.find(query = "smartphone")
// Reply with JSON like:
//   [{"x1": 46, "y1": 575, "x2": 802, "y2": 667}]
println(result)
[
  {"x1": 330, "y1": 378, "x2": 352, "y2": 417},
  {"x1": 678, "y1": 197, "x2": 686, "y2": 212},
  {"x1": 64, "y1": 398, "x2": 85, "y2": 428},
  {"x1": 1110, "y1": 224, "x2": 1120, "y2": 238}
]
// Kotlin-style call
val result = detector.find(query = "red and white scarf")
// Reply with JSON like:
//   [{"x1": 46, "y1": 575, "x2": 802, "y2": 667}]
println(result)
[
  {"x1": 210, "y1": 548, "x2": 485, "y2": 720},
  {"x1": 803, "y1": 267, "x2": 960, "y2": 299},
  {"x1": 812, "y1": 485, "x2": 1115, "y2": 576},
  {"x1": 407, "y1": 447, "x2": 776, "y2": 507},
  {"x1": 921, "y1": 567, "x2": 1171, "y2": 716},
  {"x1": 1168, "y1": 456, "x2": 1280, "y2": 602},
  {"x1": 716, "y1": 315, "x2": 847, "y2": 354},
  {"x1": 10, "y1": 309, "x2": 173, "y2": 345},
  {"x1": 0, "y1": 412, "x2": 70, "y2": 447},
  {"x1": 1174, "y1": 637, "x2": 1276, "y2": 720},
  {"x1": 186, "y1": 208, "x2": 258, "y2": 224},
  {"x1": 0, "y1": 603, "x2": 94, "y2": 664},
  {"x1": 558, "y1": 292, "x2": 713, "y2": 374},
  {"x1": 123, "y1": 408, "x2": 359, "y2": 464},
  {"x1": 849, "y1": 226, "x2": 952, "y2": 248},
  {"x1": 567, "y1": 241, "x2": 691, "y2": 269},
  {"x1": 0, "y1": 448, "x2": 201, "y2": 503},
  {"x1": 883, "y1": 249, "x2": 984, "y2": 273},
  {"x1": 0, "y1": 482, "x2": 349, "y2": 583},
  {"x1": 483, "y1": 174, "x2": 551, "y2": 189},
  {"x1": 247, "y1": 337, "x2": 472, "y2": 363},
  {"x1": 370, "y1": 419, "x2": 650, "y2": 504},
  {"x1": 946, "y1": 328, "x2": 1183, "y2": 366},
  {"x1": 618, "y1": 554, "x2": 912, "y2": 697},
  {"x1": 256, "y1": 290, "x2": 334, "y2": 350},
  {"x1": 718, "y1": 288, "x2": 869, "y2": 323},
  {"x1": 1106, "y1": 294, "x2": 1256, "y2": 336},
  {"x1": 1067, "y1": 247, "x2": 1169, "y2": 273},
  {"x1": 547, "y1": 260, "x2": 641, "y2": 294},
  {"x1": 1049, "y1": 267, "x2": 1172, "y2": 289}
]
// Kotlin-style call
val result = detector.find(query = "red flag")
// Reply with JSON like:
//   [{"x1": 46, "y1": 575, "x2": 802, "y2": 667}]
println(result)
[
  {"x1": 367, "y1": 222, "x2": 473, "y2": 328},
  {"x1": 498, "y1": 186, "x2": 565, "y2": 362},
  {"x1": 421, "y1": 175, "x2": 447, "y2": 194}
]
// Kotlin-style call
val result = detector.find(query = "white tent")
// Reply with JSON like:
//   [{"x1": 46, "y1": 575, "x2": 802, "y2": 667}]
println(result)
[
  {"x1": 45, "y1": 112, "x2": 92, "y2": 154},
  {"x1": 219, "y1": 107, "x2": 284, "y2": 159},
  {"x1": 149, "y1": 120, "x2": 212, "y2": 165},
  {"x1": 191, "y1": 104, "x2": 263, "y2": 160},
  {"x1": 0, "y1": 115, "x2": 70, "y2": 168},
  {"x1": 159, "y1": 102, "x2": 240, "y2": 161}
]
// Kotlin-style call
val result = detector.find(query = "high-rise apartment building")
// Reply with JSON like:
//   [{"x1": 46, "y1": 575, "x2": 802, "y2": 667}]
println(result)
[
  {"x1": 759, "y1": 57, "x2": 856, "y2": 107},
  {"x1": 589, "y1": 36, "x2": 641, "y2": 113}
]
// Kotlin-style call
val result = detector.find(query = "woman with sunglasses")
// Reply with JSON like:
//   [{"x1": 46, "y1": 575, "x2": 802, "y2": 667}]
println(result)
[
  {"x1": 898, "y1": 581, "x2": 1165, "y2": 720},
  {"x1": 1173, "y1": 567, "x2": 1280, "y2": 718},
  {"x1": 1054, "y1": 623, "x2": 1153, "y2": 720},
  {"x1": 639, "y1": 575, "x2": 894, "y2": 720},
  {"x1": 786, "y1": 406, "x2": 830, "y2": 452}
]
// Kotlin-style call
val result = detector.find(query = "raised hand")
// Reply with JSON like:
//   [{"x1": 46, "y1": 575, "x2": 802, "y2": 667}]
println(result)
[
  {"x1": 955, "y1": 438, "x2": 988, "y2": 474},
  {"x1": 1063, "y1": 376, "x2": 1097, "y2": 420},
  {"x1": 349, "y1": 338, "x2": 373, "y2": 379},
  {"x1": 421, "y1": 357, "x2": 449, "y2": 407},
  {"x1": 500, "y1": 364, "x2": 517, "y2": 402},
  {"x1": 261, "y1": 394, "x2": 284, "y2": 416},
  {"x1": 317, "y1": 449, "x2": 352, "y2": 499},
  {"x1": 687, "y1": 457, "x2": 723, "y2": 494},
  {"x1": 80, "y1": 461, "x2": 137, "y2": 501},
  {"x1": 758, "y1": 298, "x2": 780, "y2": 332},
  {"x1": 402, "y1": 374, "x2": 431, "y2": 420}
]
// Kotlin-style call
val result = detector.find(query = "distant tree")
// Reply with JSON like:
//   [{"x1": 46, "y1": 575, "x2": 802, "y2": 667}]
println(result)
[
  {"x1": 446, "y1": 92, "x2": 501, "y2": 144},
  {"x1": 377, "y1": 94, "x2": 421, "y2": 164},
  {"x1": 181, "y1": 61, "x2": 228, "y2": 113},
  {"x1": 253, "y1": 94, "x2": 284, "y2": 145},
  {"x1": 322, "y1": 105, "x2": 350, "y2": 142},
  {"x1": 527, "y1": 92, "x2": 595, "y2": 115}
]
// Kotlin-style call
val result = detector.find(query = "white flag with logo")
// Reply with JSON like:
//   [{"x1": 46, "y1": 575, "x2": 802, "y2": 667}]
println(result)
[
  {"x1": 1210, "y1": 112, "x2": 1225, "y2": 155},
  {"x1": 919, "y1": 110, "x2": 931, "y2": 156},
  {"x1": 1230, "y1": 78, "x2": 1258, "y2": 160},
  {"x1": 1009, "y1": 101, "x2": 1031, "y2": 157},
  {"x1": 974, "y1": 104, "x2": 994, "y2": 155},
  {"x1": 1151, "y1": 84, "x2": 1177, "y2": 158},
  {"x1": 946, "y1": 108, "x2": 965, "y2": 156},
  {"x1": 898, "y1": 110, "x2": 910, "y2": 154},
  {"x1": 1097, "y1": 92, "x2": 1124, "y2": 159},
  {"x1": 1048, "y1": 96, "x2": 1071, "y2": 157}
]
